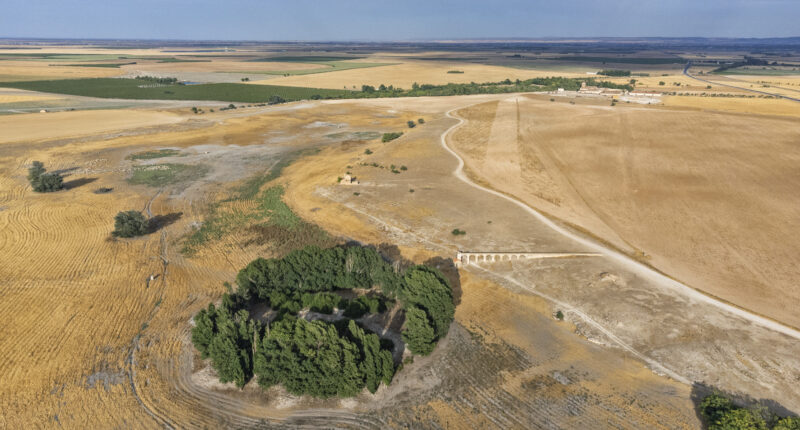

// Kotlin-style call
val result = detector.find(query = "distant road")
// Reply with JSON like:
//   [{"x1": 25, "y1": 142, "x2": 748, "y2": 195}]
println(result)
[{"x1": 683, "y1": 61, "x2": 800, "y2": 102}]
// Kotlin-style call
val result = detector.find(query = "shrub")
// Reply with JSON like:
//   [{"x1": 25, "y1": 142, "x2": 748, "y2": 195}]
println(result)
[
  {"x1": 658, "y1": 81, "x2": 666, "y2": 86},
  {"x1": 451, "y1": 228, "x2": 466, "y2": 236},
  {"x1": 268, "y1": 95, "x2": 286, "y2": 105},
  {"x1": 364, "y1": 149, "x2": 373, "y2": 155},
  {"x1": 112, "y1": 210, "x2": 149, "y2": 237},
  {"x1": 27, "y1": 161, "x2": 64, "y2": 192},
  {"x1": 555, "y1": 310, "x2": 564, "y2": 320},
  {"x1": 382, "y1": 132, "x2": 403, "y2": 142},
  {"x1": 407, "y1": 120, "x2": 416, "y2": 128},
  {"x1": 417, "y1": 118, "x2": 425, "y2": 124}
]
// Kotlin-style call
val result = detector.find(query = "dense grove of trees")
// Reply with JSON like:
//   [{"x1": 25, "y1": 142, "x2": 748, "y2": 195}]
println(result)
[
  {"x1": 192, "y1": 245, "x2": 455, "y2": 397},
  {"x1": 598, "y1": 69, "x2": 631, "y2": 76},
  {"x1": 27, "y1": 161, "x2": 64, "y2": 192},
  {"x1": 700, "y1": 393, "x2": 800, "y2": 430}
]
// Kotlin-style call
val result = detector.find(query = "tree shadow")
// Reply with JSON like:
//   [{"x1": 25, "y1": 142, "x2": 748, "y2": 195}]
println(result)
[
  {"x1": 63, "y1": 177, "x2": 98, "y2": 190},
  {"x1": 690, "y1": 382, "x2": 799, "y2": 428},
  {"x1": 147, "y1": 212, "x2": 183, "y2": 234},
  {"x1": 93, "y1": 187, "x2": 113, "y2": 194},
  {"x1": 51, "y1": 166, "x2": 80, "y2": 176},
  {"x1": 422, "y1": 256, "x2": 462, "y2": 307}
]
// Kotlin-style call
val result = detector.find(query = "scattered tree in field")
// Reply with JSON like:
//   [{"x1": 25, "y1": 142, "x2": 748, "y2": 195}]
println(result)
[
  {"x1": 556, "y1": 310, "x2": 564, "y2": 320},
  {"x1": 27, "y1": 161, "x2": 64, "y2": 192},
  {"x1": 417, "y1": 118, "x2": 425, "y2": 124},
  {"x1": 407, "y1": 120, "x2": 416, "y2": 128},
  {"x1": 241, "y1": 77, "x2": 250, "y2": 82},
  {"x1": 382, "y1": 132, "x2": 403, "y2": 142},
  {"x1": 451, "y1": 228, "x2": 466, "y2": 236},
  {"x1": 364, "y1": 149, "x2": 373, "y2": 155},
  {"x1": 658, "y1": 81, "x2": 666, "y2": 86},
  {"x1": 112, "y1": 210, "x2": 148, "y2": 237}
]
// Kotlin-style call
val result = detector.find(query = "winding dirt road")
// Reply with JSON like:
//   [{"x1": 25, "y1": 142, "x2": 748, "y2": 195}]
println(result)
[{"x1": 440, "y1": 100, "x2": 800, "y2": 343}]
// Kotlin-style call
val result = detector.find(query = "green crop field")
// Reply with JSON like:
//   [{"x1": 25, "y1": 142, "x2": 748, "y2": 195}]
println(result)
[{"x1": 0, "y1": 78, "x2": 351, "y2": 102}]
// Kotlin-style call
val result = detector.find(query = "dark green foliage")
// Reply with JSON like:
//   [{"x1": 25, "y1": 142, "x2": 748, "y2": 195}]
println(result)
[
  {"x1": 1, "y1": 78, "x2": 348, "y2": 103},
  {"x1": 407, "y1": 120, "x2": 416, "y2": 128},
  {"x1": 775, "y1": 418, "x2": 800, "y2": 430},
  {"x1": 699, "y1": 393, "x2": 799, "y2": 430},
  {"x1": 301, "y1": 292, "x2": 343, "y2": 314},
  {"x1": 343, "y1": 295, "x2": 387, "y2": 318},
  {"x1": 382, "y1": 132, "x2": 403, "y2": 142},
  {"x1": 192, "y1": 301, "x2": 256, "y2": 388},
  {"x1": 253, "y1": 316, "x2": 393, "y2": 397},
  {"x1": 27, "y1": 161, "x2": 64, "y2": 192},
  {"x1": 555, "y1": 310, "x2": 564, "y2": 320},
  {"x1": 193, "y1": 245, "x2": 454, "y2": 397},
  {"x1": 112, "y1": 210, "x2": 148, "y2": 238},
  {"x1": 417, "y1": 118, "x2": 425, "y2": 124},
  {"x1": 400, "y1": 266, "x2": 454, "y2": 339},
  {"x1": 598, "y1": 69, "x2": 631, "y2": 77},
  {"x1": 451, "y1": 228, "x2": 466, "y2": 236},
  {"x1": 402, "y1": 306, "x2": 436, "y2": 355},
  {"x1": 364, "y1": 149, "x2": 373, "y2": 155}
]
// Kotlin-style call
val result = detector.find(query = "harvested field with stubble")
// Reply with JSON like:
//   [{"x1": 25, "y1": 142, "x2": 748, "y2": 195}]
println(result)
[
  {"x1": 0, "y1": 94, "x2": 714, "y2": 429},
  {"x1": 450, "y1": 94, "x2": 800, "y2": 329}
]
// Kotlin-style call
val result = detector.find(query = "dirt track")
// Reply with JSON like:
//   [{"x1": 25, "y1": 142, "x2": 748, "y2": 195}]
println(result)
[{"x1": 442, "y1": 99, "x2": 800, "y2": 341}]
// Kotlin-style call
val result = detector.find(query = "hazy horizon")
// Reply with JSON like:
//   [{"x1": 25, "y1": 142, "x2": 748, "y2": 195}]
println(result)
[{"x1": 1, "y1": 0, "x2": 798, "y2": 41}]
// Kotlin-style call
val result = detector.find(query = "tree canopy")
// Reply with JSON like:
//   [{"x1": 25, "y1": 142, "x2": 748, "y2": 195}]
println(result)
[
  {"x1": 192, "y1": 245, "x2": 455, "y2": 397},
  {"x1": 27, "y1": 161, "x2": 64, "y2": 193},
  {"x1": 112, "y1": 210, "x2": 149, "y2": 238}
]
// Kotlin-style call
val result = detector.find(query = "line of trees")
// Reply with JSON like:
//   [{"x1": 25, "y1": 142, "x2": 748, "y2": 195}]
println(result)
[
  {"x1": 343, "y1": 77, "x2": 632, "y2": 99},
  {"x1": 192, "y1": 245, "x2": 455, "y2": 396},
  {"x1": 598, "y1": 69, "x2": 631, "y2": 77},
  {"x1": 27, "y1": 161, "x2": 64, "y2": 192}
]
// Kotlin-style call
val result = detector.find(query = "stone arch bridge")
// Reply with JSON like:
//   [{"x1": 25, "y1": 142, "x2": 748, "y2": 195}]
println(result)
[{"x1": 455, "y1": 251, "x2": 601, "y2": 267}]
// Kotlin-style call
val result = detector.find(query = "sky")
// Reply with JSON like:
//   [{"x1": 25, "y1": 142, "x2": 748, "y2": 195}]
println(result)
[{"x1": 1, "y1": 0, "x2": 798, "y2": 40}]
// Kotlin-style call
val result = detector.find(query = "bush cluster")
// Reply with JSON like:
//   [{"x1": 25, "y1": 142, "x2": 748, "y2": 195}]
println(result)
[
  {"x1": 27, "y1": 161, "x2": 64, "y2": 192},
  {"x1": 382, "y1": 132, "x2": 403, "y2": 142},
  {"x1": 700, "y1": 393, "x2": 800, "y2": 430},
  {"x1": 112, "y1": 210, "x2": 148, "y2": 237},
  {"x1": 192, "y1": 245, "x2": 455, "y2": 397}
]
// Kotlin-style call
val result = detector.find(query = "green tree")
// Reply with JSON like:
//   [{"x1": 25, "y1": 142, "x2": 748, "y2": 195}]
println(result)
[
  {"x1": 402, "y1": 306, "x2": 436, "y2": 355},
  {"x1": 112, "y1": 210, "x2": 149, "y2": 238},
  {"x1": 407, "y1": 120, "x2": 416, "y2": 128},
  {"x1": 775, "y1": 417, "x2": 800, "y2": 430},
  {"x1": 401, "y1": 266, "x2": 454, "y2": 338},
  {"x1": 28, "y1": 161, "x2": 64, "y2": 192},
  {"x1": 711, "y1": 408, "x2": 767, "y2": 430}
]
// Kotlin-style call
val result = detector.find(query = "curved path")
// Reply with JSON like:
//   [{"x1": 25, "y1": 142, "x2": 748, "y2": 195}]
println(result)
[
  {"x1": 683, "y1": 61, "x2": 800, "y2": 102},
  {"x1": 440, "y1": 101, "x2": 800, "y2": 342}
]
